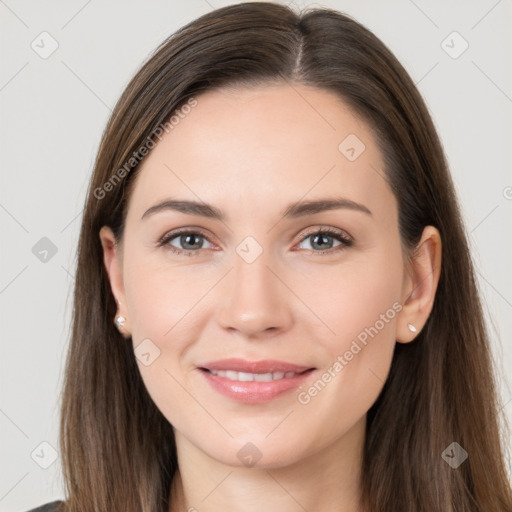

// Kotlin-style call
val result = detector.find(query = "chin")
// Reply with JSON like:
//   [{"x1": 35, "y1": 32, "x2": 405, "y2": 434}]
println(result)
[{"x1": 198, "y1": 434, "x2": 311, "y2": 470}]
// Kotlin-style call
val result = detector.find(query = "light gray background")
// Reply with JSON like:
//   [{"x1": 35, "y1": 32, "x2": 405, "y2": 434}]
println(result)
[{"x1": 1, "y1": 1, "x2": 511, "y2": 510}]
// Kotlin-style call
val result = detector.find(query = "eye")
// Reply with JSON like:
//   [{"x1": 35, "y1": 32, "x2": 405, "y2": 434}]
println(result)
[
  {"x1": 158, "y1": 230, "x2": 214, "y2": 256},
  {"x1": 296, "y1": 228, "x2": 353, "y2": 255},
  {"x1": 158, "y1": 227, "x2": 353, "y2": 257}
]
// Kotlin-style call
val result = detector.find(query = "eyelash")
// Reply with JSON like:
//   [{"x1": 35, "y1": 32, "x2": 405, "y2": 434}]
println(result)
[{"x1": 157, "y1": 227, "x2": 353, "y2": 257}]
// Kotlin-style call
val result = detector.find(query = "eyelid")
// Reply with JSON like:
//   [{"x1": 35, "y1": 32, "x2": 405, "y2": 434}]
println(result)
[
  {"x1": 293, "y1": 226, "x2": 353, "y2": 254},
  {"x1": 296, "y1": 225, "x2": 353, "y2": 244},
  {"x1": 157, "y1": 227, "x2": 217, "y2": 255},
  {"x1": 158, "y1": 225, "x2": 354, "y2": 255},
  {"x1": 158, "y1": 226, "x2": 214, "y2": 243}
]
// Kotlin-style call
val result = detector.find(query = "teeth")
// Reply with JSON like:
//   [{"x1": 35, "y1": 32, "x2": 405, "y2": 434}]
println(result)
[
  {"x1": 254, "y1": 373, "x2": 273, "y2": 382},
  {"x1": 208, "y1": 369, "x2": 302, "y2": 381}
]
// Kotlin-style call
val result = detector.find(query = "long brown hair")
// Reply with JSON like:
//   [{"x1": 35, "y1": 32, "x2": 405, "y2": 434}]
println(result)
[{"x1": 59, "y1": 3, "x2": 512, "y2": 511}]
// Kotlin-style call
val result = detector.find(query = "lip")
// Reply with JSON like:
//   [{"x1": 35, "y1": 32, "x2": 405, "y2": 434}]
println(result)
[
  {"x1": 199, "y1": 358, "x2": 313, "y2": 374},
  {"x1": 198, "y1": 358, "x2": 316, "y2": 404}
]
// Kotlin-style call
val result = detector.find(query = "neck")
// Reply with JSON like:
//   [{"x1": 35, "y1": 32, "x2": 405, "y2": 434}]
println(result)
[{"x1": 169, "y1": 416, "x2": 366, "y2": 512}]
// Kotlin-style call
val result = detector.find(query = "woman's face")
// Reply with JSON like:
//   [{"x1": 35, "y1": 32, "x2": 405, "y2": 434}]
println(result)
[{"x1": 101, "y1": 83, "x2": 414, "y2": 468}]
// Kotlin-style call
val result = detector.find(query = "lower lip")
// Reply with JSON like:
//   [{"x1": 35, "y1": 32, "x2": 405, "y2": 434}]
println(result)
[{"x1": 199, "y1": 368, "x2": 315, "y2": 404}]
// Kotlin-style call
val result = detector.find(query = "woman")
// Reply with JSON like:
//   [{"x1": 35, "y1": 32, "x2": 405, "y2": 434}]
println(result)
[{"x1": 28, "y1": 2, "x2": 512, "y2": 511}]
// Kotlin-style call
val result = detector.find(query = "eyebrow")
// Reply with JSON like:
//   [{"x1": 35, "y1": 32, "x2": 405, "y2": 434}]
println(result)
[{"x1": 140, "y1": 197, "x2": 372, "y2": 221}]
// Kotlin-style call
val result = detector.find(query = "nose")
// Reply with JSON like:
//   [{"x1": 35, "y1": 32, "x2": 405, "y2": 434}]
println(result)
[{"x1": 216, "y1": 248, "x2": 293, "y2": 339}]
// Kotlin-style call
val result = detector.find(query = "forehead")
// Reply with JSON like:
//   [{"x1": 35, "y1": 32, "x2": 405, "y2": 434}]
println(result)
[{"x1": 127, "y1": 83, "x2": 394, "y2": 221}]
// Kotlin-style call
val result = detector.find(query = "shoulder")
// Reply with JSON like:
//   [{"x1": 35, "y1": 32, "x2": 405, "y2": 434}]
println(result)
[{"x1": 25, "y1": 500, "x2": 66, "y2": 512}]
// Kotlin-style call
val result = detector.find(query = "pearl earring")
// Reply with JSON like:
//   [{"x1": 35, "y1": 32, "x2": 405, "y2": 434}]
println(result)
[
  {"x1": 407, "y1": 323, "x2": 417, "y2": 333},
  {"x1": 115, "y1": 316, "x2": 126, "y2": 329}
]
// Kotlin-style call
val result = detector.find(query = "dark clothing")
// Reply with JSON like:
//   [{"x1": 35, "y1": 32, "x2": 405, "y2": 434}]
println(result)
[{"x1": 26, "y1": 500, "x2": 65, "y2": 512}]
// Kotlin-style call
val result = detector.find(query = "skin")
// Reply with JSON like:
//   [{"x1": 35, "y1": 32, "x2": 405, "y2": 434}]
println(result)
[{"x1": 100, "y1": 83, "x2": 442, "y2": 512}]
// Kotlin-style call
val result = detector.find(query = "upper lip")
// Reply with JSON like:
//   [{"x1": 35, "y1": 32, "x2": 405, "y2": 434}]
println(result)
[{"x1": 199, "y1": 358, "x2": 314, "y2": 374}]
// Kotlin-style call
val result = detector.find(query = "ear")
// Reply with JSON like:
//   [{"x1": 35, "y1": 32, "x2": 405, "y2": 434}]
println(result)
[
  {"x1": 99, "y1": 226, "x2": 131, "y2": 338},
  {"x1": 396, "y1": 225, "x2": 442, "y2": 343}
]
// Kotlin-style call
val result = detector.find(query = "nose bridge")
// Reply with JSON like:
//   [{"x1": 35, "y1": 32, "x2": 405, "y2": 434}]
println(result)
[
  {"x1": 233, "y1": 244, "x2": 274, "y2": 295},
  {"x1": 216, "y1": 238, "x2": 292, "y2": 336}
]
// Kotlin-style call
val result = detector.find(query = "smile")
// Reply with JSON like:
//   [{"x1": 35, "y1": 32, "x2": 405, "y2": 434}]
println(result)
[
  {"x1": 205, "y1": 369, "x2": 304, "y2": 381},
  {"x1": 197, "y1": 359, "x2": 316, "y2": 404}
]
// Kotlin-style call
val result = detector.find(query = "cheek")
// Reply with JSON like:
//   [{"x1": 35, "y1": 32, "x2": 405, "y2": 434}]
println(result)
[
  {"x1": 293, "y1": 245, "x2": 403, "y2": 404},
  {"x1": 296, "y1": 251, "x2": 403, "y2": 350},
  {"x1": 122, "y1": 255, "x2": 211, "y2": 428},
  {"x1": 122, "y1": 250, "x2": 211, "y2": 342},
  {"x1": 124, "y1": 237, "x2": 403, "y2": 373},
  {"x1": 290, "y1": 268, "x2": 401, "y2": 454},
  {"x1": 118, "y1": 237, "x2": 405, "y2": 464}
]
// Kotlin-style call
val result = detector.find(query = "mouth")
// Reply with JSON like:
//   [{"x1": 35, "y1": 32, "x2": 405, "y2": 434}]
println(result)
[
  {"x1": 197, "y1": 358, "x2": 316, "y2": 404},
  {"x1": 198, "y1": 358, "x2": 314, "y2": 374},
  {"x1": 201, "y1": 368, "x2": 310, "y2": 381}
]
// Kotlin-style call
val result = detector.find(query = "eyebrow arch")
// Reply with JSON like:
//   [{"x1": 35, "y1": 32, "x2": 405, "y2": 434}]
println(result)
[{"x1": 140, "y1": 197, "x2": 372, "y2": 221}]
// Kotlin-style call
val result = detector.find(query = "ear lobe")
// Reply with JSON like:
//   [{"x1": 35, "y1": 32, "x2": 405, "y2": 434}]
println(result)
[{"x1": 396, "y1": 226, "x2": 442, "y2": 343}]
